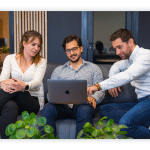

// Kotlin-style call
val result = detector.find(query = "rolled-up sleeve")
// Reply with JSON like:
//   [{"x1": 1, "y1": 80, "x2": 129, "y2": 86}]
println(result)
[{"x1": 100, "y1": 53, "x2": 150, "y2": 91}]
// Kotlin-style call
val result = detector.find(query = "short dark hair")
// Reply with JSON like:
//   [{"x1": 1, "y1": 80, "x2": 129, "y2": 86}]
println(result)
[
  {"x1": 62, "y1": 34, "x2": 83, "y2": 50},
  {"x1": 96, "y1": 41, "x2": 104, "y2": 54},
  {"x1": 110, "y1": 28, "x2": 136, "y2": 44}
]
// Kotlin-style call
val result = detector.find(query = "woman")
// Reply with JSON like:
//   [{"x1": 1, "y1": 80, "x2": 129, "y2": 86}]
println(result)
[{"x1": 0, "y1": 30, "x2": 47, "y2": 139}]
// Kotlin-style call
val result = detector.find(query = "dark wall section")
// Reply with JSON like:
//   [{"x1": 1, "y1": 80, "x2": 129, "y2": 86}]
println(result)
[
  {"x1": 9, "y1": 11, "x2": 14, "y2": 54},
  {"x1": 47, "y1": 11, "x2": 81, "y2": 63},
  {"x1": 138, "y1": 12, "x2": 150, "y2": 49}
]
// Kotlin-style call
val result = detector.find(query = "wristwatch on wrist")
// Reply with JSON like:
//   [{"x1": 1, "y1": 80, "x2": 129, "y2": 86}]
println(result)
[
  {"x1": 24, "y1": 85, "x2": 29, "y2": 91},
  {"x1": 94, "y1": 83, "x2": 101, "y2": 91}
]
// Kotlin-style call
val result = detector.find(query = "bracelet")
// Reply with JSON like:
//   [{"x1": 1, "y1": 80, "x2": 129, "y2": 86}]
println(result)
[{"x1": 94, "y1": 83, "x2": 101, "y2": 91}]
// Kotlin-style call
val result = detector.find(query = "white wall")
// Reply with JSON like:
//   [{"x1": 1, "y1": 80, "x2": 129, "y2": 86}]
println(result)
[{"x1": 93, "y1": 11, "x2": 125, "y2": 49}]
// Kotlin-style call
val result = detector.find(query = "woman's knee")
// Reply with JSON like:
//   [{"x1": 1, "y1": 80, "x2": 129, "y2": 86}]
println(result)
[{"x1": 1, "y1": 100, "x2": 18, "y2": 115}]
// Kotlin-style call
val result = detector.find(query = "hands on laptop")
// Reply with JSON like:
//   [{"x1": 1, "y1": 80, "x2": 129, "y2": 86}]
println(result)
[{"x1": 87, "y1": 97, "x2": 96, "y2": 109}]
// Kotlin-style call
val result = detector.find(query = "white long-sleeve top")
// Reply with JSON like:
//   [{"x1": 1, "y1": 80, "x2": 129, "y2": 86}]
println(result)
[
  {"x1": 100, "y1": 45, "x2": 150, "y2": 99},
  {"x1": 0, "y1": 54, "x2": 47, "y2": 110}
]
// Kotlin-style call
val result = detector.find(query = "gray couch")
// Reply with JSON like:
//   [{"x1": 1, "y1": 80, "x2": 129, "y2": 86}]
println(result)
[
  {"x1": 0, "y1": 62, "x2": 137, "y2": 139},
  {"x1": 42, "y1": 63, "x2": 138, "y2": 139}
]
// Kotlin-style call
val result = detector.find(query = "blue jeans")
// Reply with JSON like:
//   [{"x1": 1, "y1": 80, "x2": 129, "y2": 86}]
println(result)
[
  {"x1": 99, "y1": 97, "x2": 150, "y2": 139},
  {"x1": 40, "y1": 103, "x2": 95, "y2": 138}
]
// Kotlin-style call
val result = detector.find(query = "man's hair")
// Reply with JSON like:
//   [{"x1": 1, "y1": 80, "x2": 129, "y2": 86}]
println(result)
[
  {"x1": 96, "y1": 41, "x2": 104, "y2": 54},
  {"x1": 62, "y1": 34, "x2": 83, "y2": 50},
  {"x1": 110, "y1": 28, "x2": 136, "y2": 44}
]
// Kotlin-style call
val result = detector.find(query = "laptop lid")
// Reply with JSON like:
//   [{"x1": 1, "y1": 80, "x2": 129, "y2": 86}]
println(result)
[{"x1": 47, "y1": 79, "x2": 87, "y2": 104}]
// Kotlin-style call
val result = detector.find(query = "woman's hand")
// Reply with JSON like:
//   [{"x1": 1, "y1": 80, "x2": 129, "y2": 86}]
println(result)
[
  {"x1": 1, "y1": 78, "x2": 26, "y2": 94},
  {"x1": 1, "y1": 79, "x2": 18, "y2": 93},
  {"x1": 87, "y1": 85, "x2": 98, "y2": 96},
  {"x1": 11, "y1": 78, "x2": 26, "y2": 92}
]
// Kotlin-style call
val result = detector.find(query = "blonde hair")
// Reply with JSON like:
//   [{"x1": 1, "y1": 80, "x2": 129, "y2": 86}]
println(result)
[{"x1": 18, "y1": 30, "x2": 43, "y2": 66}]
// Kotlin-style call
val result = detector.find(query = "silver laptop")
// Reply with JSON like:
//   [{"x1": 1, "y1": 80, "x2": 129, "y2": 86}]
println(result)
[{"x1": 47, "y1": 79, "x2": 87, "y2": 104}]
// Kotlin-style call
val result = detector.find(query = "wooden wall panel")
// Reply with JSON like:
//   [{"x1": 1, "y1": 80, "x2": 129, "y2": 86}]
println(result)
[{"x1": 14, "y1": 11, "x2": 47, "y2": 60}]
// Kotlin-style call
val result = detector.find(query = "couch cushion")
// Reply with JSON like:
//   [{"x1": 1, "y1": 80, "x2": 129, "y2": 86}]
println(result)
[
  {"x1": 96, "y1": 64, "x2": 138, "y2": 104},
  {"x1": 43, "y1": 63, "x2": 63, "y2": 102}
]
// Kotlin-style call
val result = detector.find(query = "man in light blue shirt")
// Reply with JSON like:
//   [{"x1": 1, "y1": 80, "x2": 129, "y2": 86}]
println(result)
[
  {"x1": 87, "y1": 28, "x2": 150, "y2": 139},
  {"x1": 41, "y1": 34, "x2": 105, "y2": 138}
]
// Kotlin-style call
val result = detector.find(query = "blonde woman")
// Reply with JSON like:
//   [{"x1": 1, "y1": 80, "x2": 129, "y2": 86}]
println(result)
[{"x1": 0, "y1": 30, "x2": 46, "y2": 138}]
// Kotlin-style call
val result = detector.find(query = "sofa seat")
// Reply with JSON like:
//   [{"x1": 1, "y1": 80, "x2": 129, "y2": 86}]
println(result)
[{"x1": 0, "y1": 63, "x2": 138, "y2": 139}]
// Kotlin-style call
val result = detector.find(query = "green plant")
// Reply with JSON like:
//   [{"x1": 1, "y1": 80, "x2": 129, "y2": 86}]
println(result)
[
  {"x1": 5, "y1": 111, "x2": 59, "y2": 139},
  {"x1": 77, "y1": 116, "x2": 132, "y2": 139},
  {"x1": 2, "y1": 46, "x2": 10, "y2": 53}
]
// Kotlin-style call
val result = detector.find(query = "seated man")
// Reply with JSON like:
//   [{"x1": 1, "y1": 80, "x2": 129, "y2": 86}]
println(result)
[
  {"x1": 41, "y1": 34, "x2": 105, "y2": 138},
  {"x1": 87, "y1": 28, "x2": 150, "y2": 139}
]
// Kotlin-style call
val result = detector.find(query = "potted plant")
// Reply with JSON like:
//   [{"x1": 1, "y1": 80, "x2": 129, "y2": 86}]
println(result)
[
  {"x1": 5, "y1": 111, "x2": 59, "y2": 139},
  {"x1": 2, "y1": 46, "x2": 10, "y2": 53},
  {"x1": 77, "y1": 116, "x2": 132, "y2": 139}
]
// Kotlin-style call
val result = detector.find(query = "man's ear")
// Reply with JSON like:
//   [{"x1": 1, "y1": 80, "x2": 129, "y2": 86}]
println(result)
[
  {"x1": 128, "y1": 38, "x2": 134, "y2": 47},
  {"x1": 80, "y1": 46, "x2": 83, "y2": 53}
]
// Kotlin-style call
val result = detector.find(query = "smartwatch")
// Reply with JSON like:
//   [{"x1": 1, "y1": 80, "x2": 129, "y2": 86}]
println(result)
[{"x1": 25, "y1": 85, "x2": 29, "y2": 91}]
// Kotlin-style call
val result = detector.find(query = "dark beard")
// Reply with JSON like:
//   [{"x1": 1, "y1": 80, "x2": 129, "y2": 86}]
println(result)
[{"x1": 69, "y1": 54, "x2": 81, "y2": 63}]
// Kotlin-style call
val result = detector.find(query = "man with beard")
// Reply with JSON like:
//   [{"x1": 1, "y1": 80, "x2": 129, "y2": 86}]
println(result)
[
  {"x1": 41, "y1": 34, "x2": 105, "y2": 138},
  {"x1": 87, "y1": 28, "x2": 150, "y2": 139}
]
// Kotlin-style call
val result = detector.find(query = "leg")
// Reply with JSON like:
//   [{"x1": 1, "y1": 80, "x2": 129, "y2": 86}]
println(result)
[
  {"x1": 73, "y1": 104, "x2": 95, "y2": 137},
  {"x1": 119, "y1": 97, "x2": 150, "y2": 139},
  {"x1": 99, "y1": 102, "x2": 137, "y2": 123},
  {"x1": 40, "y1": 103, "x2": 72, "y2": 136},
  {"x1": 0, "y1": 100, "x2": 18, "y2": 139},
  {"x1": 0, "y1": 89, "x2": 16, "y2": 110},
  {"x1": 14, "y1": 91, "x2": 40, "y2": 114}
]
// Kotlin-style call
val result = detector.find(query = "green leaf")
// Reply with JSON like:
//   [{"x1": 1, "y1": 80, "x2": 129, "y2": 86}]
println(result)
[
  {"x1": 25, "y1": 125, "x2": 30, "y2": 129},
  {"x1": 24, "y1": 117, "x2": 30, "y2": 124},
  {"x1": 30, "y1": 112, "x2": 36, "y2": 120},
  {"x1": 16, "y1": 129, "x2": 27, "y2": 139},
  {"x1": 91, "y1": 129, "x2": 99, "y2": 137},
  {"x1": 83, "y1": 122, "x2": 91, "y2": 128},
  {"x1": 103, "y1": 126, "x2": 114, "y2": 133},
  {"x1": 15, "y1": 120, "x2": 24, "y2": 129},
  {"x1": 29, "y1": 118, "x2": 36, "y2": 126},
  {"x1": 21, "y1": 111, "x2": 30, "y2": 121},
  {"x1": 96, "y1": 120, "x2": 104, "y2": 126},
  {"x1": 29, "y1": 112, "x2": 37, "y2": 126},
  {"x1": 9, "y1": 135, "x2": 17, "y2": 139},
  {"x1": 100, "y1": 116, "x2": 108, "y2": 121},
  {"x1": 5, "y1": 123, "x2": 16, "y2": 136},
  {"x1": 27, "y1": 127, "x2": 36, "y2": 138},
  {"x1": 107, "y1": 119, "x2": 114, "y2": 127},
  {"x1": 46, "y1": 133, "x2": 55, "y2": 139},
  {"x1": 118, "y1": 124, "x2": 128, "y2": 129},
  {"x1": 112, "y1": 125, "x2": 120, "y2": 133},
  {"x1": 37, "y1": 117, "x2": 46, "y2": 126},
  {"x1": 34, "y1": 129, "x2": 41, "y2": 139},
  {"x1": 77, "y1": 130, "x2": 84, "y2": 139},
  {"x1": 44, "y1": 125, "x2": 53, "y2": 133},
  {"x1": 103, "y1": 134, "x2": 116, "y2": 139},
  {"x1": 116, "y1": 131, "x2": 127, "y2": 135}
]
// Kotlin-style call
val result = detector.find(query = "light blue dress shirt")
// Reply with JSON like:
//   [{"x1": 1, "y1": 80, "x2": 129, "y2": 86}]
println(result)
[{"x1": 100, "y1": 45, "x2": 150, "y2": 99}]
